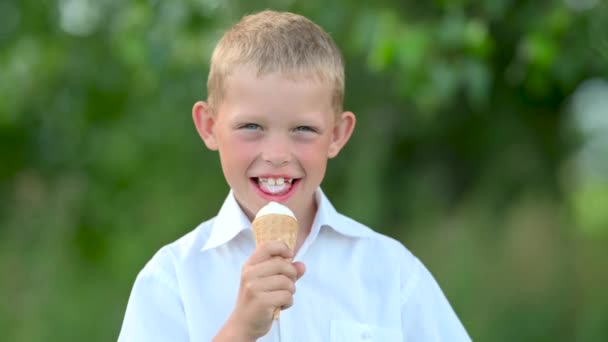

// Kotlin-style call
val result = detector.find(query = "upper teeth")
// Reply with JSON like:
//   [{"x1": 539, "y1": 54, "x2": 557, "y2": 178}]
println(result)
[{"x1": 260, "y1": 177, "x2": 292, "y2": 185}]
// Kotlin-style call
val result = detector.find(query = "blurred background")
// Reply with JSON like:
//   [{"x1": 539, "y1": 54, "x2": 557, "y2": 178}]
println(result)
[{"x1": 1, "y1": 0, "x2": 607, "y2": 340}]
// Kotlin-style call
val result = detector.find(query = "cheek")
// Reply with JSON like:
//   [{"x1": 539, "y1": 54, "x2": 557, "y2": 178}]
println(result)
[
  {"x1": 235, "y1": 140, "x2": 259, "y2": 158},
  {"x1": 219, "y1": 138, "x2": 257, "y2": 166},
  {"x1": 296, "y1": 142, "x2": 329, "y2": 170}
]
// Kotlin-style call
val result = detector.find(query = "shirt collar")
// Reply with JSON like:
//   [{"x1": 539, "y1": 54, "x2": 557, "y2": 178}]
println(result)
[
  {"x1": 201, "y1": 190, "x2": 252, "y2": 251},
  {"x1": 311, "y1": 188, "x2": 372, "y2": 239},
  {"x1": 201, "y1": 188, "x2": 370, "y2": 252}
]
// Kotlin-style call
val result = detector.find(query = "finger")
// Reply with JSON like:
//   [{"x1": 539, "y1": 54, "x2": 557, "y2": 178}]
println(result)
[
  {"x1": 247, "y1": 241, "x2": 293, "y2": 265},
  {"x1": 264, "y1": 290, "x2": 294, "y2": 310},
  {"x1": 248, "y1": 257, "x2": 298, "y2": 280},
  {"x1": 293, "y1": 261, "x2": 306, "y2": 280},
  {"x1": 257, "y1": 275, "x2": 296, "y2": 294}
]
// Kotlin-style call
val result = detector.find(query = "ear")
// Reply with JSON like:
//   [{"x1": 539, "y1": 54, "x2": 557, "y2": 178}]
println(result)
[
  {"x1": 328, "y1": 111, "x2": 356, "y2": 158},
  {"x1": 192, "y1": 101, "x2": 219, "y2": 151}
]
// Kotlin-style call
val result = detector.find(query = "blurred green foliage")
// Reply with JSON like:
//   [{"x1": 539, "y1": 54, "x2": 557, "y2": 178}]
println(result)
[{"x1": 1, "y1": 0, "x2": 607, "y2": 341}]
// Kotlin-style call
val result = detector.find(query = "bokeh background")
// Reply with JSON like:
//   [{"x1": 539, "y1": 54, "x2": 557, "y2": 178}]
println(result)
[{"x1": 1, "y1": 0, "x2": 608, "y2": 340}]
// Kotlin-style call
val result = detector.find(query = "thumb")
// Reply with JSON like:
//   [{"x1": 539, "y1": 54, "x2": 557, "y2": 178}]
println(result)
[{"x1": 293, "y1": 261, "x2": 306, "y2": 280}]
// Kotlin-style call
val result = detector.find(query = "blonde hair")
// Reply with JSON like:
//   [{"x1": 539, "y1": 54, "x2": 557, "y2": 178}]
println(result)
[{"x1": 207, "y1": 10, "x2": 344, "y2": 115}]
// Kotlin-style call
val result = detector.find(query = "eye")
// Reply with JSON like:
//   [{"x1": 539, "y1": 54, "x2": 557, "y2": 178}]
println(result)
[
  {"x1": 294, "y1": 126, "x2": 317, "y2": 133},
  {"x1": 239, "y1": 123, "x2": 262, "y2": 130}
]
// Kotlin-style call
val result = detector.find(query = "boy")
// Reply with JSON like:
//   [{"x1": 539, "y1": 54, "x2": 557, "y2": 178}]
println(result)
[{"x1": 118, "y1": 10, "x2": 471, "y2": 341}]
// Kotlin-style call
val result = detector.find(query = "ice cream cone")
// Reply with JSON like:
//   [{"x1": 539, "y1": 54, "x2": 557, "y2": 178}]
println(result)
[{"x1": 252, "y1": 202, "x2": 298, "y2": 319}]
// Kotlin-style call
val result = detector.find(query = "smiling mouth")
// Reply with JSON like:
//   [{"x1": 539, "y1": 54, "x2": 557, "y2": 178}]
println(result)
[{"x1": 252, "y1": 177, "x2": 300, "y2": 196}]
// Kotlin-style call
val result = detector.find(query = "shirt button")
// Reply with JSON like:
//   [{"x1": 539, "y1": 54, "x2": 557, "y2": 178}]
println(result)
[{"x1": 361, "y1": 331, "x2": 372, "y2": 339}]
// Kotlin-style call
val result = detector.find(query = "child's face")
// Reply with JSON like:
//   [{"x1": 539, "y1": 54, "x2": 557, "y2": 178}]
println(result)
[{"x1": 193, "y1": 68, "x2": 355, "y2": 223}]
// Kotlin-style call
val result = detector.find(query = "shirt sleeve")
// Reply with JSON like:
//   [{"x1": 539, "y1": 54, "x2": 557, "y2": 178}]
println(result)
[
  {"x1": 118, "y1": 255, "x2": 189, "y2": 342},
  {"x1": 400, "y1": 258, "x2": 471, "y2": 341}
]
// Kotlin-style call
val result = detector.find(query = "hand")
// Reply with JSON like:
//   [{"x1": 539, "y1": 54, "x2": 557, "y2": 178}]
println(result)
[{"x1": 215, "y1": 241, "x2": 306, "y2": 342}]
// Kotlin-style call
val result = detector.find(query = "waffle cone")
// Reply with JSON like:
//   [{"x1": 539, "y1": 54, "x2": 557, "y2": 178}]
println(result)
[{"x1": 251, "y1": 213, "x2": 298, "y2": 319}]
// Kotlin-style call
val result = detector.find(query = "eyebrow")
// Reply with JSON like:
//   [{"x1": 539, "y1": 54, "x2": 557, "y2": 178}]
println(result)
[
  {"x1": 228, "y1": 112, "x2": 265, "y2": 122},
  {"x1": 228, "y1": 110, "x2": 328, "y2": 125}
]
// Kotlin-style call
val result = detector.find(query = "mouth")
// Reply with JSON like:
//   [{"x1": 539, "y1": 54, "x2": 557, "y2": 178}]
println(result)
[{"x1": 250, "y1": 176, "x2": 300, "y2": 201}]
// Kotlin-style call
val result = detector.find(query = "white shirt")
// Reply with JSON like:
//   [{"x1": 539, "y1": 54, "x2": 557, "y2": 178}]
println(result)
[{"x1": 118, "y1": 189, "x2": 471, "y2": 341}]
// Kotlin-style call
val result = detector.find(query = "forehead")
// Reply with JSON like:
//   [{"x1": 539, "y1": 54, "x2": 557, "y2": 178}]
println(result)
[{"x1": 219, "y1": 68, "x2": 334, "y2": 116}]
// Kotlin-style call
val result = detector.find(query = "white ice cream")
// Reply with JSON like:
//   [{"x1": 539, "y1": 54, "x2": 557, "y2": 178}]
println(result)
[{"x1": 255, "y1": 202, "x2": 296, "y2": 220}]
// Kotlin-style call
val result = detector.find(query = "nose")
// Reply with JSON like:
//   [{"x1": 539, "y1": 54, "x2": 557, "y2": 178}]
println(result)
[{"x1": 261, "y1": 136, "x2": 292, "y2": 166}]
